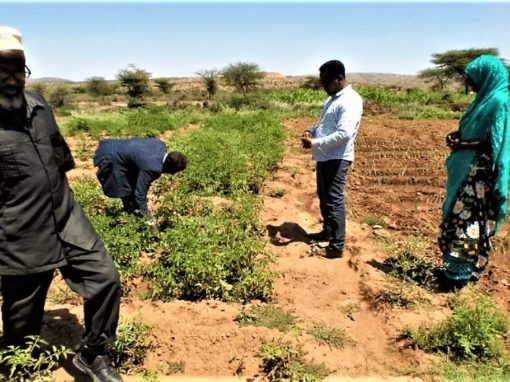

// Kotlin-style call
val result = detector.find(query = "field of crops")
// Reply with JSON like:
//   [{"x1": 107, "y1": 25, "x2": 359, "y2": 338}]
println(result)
[{"x1": 2, "y1": 82, "x2": 510, "y2": 382}]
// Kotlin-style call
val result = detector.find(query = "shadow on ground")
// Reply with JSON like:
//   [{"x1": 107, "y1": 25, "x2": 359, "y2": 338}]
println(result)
[{"x1": 266, "y1": 222, "x2": 312, "y2": 246}]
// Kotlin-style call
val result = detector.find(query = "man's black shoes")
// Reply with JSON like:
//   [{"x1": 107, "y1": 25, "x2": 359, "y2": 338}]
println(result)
[
  {"x1": 307, "y1": 230, "x2": 332, "y2": 242},
  {"x1": 311, "y1": 246, "x2": 344, "y2": 259},
  {"x1": 73, "y1": 351, "x2": 123, "y2": 382}
]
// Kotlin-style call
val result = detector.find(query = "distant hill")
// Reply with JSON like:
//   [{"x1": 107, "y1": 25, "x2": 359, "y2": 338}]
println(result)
[
  {"x1": 29, "y1": 77, "x2": 74, "y2": 83},
  {"x1": 28, "y1": 72, "x2": 427, "y2": 90}
]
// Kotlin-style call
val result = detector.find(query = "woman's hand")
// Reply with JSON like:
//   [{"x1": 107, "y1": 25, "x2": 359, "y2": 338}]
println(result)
[{"x1": 446, "y1": 131, "x2": 461, "y2": 150}]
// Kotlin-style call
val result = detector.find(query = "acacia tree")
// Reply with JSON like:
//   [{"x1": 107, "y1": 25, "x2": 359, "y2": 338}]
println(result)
[
  {"x1": 197, "y1": 69, "x2": 219, "y2": 99},
  {"x1": 418, "y1": 48, "x2": 501, "y2": 90},
  {"x1": 222, "y1": 62, "x2": 264, "y2": 95},
  {"x1": 86, "y1": 76, "x2": 114, "y2": 96},
  {"x1": 154, "y1": 78, "x2": 173, "y2": 94},
  {"x1": 117, "y1": 64, "x2": 151, "y2": 98}
]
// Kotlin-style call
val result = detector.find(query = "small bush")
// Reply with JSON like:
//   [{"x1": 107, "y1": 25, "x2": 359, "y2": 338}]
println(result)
[
  {"x1": 0, "y1": 335, "x2": 73, "y2": 381},
  {"x1": 111, "y1": 320, "x2": 152, "y2": 373},
  {"x1": 402, "y1": 292, "x2": 509, "y2": 361},
  {"x1": 259, "y1": 339, "x2": 330, "y2": 382},
  {"x1": 48, "y1": 85, "x2": 73, "y2": 109},
  {"x1": 268, "y1": 187, "x2": 288, "y2": 198},
  {"x1": 235, "y1": 305, "x2": 297, "y2": 332},
  {"x1": 362, "y1": 215, "x2": 385, "y2": 226},
  {"x1": 384, "y1": 252, "x2": 437, "y2": 289},
  {"x1": 163, "y1": 360, "x2": 186, "y2": 374},
  {"x1": 307, "y1": 326, "x2": 346, "y2": 349},
  {"x1": 382, "y1": 236, "x2": 437, "y2": 289}
]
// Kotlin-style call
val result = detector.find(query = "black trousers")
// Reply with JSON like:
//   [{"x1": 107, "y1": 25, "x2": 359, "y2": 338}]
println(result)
[
  {"x1": 316, "y1": 159, "x2": 351, "y2": 252},
  {"x1": 1, "y1": 239, "x2": 121, "y2": 354}
]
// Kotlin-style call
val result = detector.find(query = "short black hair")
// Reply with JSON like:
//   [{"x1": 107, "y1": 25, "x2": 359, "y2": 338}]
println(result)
[
  {"x1": 163, "y1": 151, "x2": 187, "y2": 174},
  {"x1": 319, "y1": 60, "x2": 346, "y2": 78}
]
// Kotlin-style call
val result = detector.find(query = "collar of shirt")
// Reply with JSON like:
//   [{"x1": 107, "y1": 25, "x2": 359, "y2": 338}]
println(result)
[
  {"x1": 162, "y1": 152, "x2": 168, "y2": 164},
  {"x1": 331, "y1": 84, "x2": 352, "y2": 99},
  {"x1": 24, "y1": 91, "x2": 45, "y2": 120}
]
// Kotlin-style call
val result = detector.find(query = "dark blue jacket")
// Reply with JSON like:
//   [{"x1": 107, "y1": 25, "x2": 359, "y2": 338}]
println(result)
[{"x1": 94, "y1": 138, "x2": 167, "y2": 214}]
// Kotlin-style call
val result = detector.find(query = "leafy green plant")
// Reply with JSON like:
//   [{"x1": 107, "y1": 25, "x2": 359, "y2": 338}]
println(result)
[
  {"x1": 47, "y1": 285, "x2": 78, "y2": 305},
  {"x1": 259, "y1": 338, "x2": 330, "y2": 382},
  {"x1": 384, "y1": 252, "x2": 437, "y2": 289},
  {"x1": 381, "y1": 236, "x2": 437, "y2": 289},
  {"x1": 441, "y1": 357, "x2": 510, "y2": 381},
  {"x1": 307, "y1": 326, "x2": 346, "y2": 349},
  {"x1": 0, "y1": 336, "x2": 73, "y2": 381},
  {"x1": 268, "y1": 187, "x2": 288, "y2": 198},
  {"x1": 402, "y1": 292, "x2": 509, "y2": 361},
  {"x1": 344, "y1": 303, "x2": 360, "y2": 321},
  {"x1": 146, "y1": 194, "x2": 275, "y2": 302},
  {"x1": 75, "y1": 134, "x2": 92, "y2": 161},
  {"x1": 111, "y1": 320, "x2": 153, "y2": 373},
  {"x1": 362, "y1": 215, "x2": 385, "y2": 226},
  {"x1": 139, "y1": 368, "x2": 161, "y2": 382},
  {"x1": 235, "y1": 305, "x2": 297, "y2": 332},
  {"x1": 162, "y1": 360, "x2": 186, "y2": 374}
]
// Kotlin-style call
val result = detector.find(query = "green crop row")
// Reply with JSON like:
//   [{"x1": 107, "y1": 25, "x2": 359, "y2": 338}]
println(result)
[
  {"x1": 61, "y1": 105, "x2": 204, "y2": 137},
  {"x1": 71, "y1": 109, "x2": 284, "y2": 302}
]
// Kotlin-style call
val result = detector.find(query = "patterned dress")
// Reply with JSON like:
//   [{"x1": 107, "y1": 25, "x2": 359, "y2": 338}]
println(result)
[{"x1": 439, "y1": 153, "x2": 497, "y2": 281}]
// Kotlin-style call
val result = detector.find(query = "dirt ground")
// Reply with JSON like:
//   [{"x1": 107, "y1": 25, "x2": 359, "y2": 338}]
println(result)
[{"x1": 7, "y1": 114, "x2": 509, "y2": 381}]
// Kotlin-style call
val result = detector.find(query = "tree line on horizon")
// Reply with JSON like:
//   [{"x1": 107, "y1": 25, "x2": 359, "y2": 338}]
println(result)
[{"x1": 418, "y1": 48, "x2": 510, "y2": 90}]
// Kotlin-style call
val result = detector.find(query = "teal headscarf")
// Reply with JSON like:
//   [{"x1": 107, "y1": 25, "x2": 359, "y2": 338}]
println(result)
[{"x1": 442, "y1": 55, "x2": 510, "y2": 230}]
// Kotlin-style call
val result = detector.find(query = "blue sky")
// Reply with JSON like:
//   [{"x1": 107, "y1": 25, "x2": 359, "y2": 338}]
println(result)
[{"x1": 2, "y1": 2, "x2": 510, "y2": 81}]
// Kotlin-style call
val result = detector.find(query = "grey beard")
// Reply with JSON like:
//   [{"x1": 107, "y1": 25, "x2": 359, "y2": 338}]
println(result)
[{"x1": 0, "y1": 95, "x2": 24, "y2": 110}]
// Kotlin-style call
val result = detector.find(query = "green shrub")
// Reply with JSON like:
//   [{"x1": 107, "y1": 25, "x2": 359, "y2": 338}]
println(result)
[
  {"x1": 111, "y1": 320, "x2": 152, "y2": 373},
  {"x1": 72, "y1": 179, "x2": 157, "y2": 281},
  {"x1": 235, "y1": 305, "x2": 297, "y2": 332},
  {"x1": 70, "y1": 109, "x2": 286, "y2": 303},
  {"x1": 403, "y1": 292, "x2": 509, "y2": 361},
  {"x1": 146, "y1": 195, "x2": 274, "y2": 302},
  {"x1": 362, "y1": 215, "x2": 385, "y2": 226},
  {"x1": 175, "y1": 110, "x2": 285, "y2": 196},
  {"x1": 383, "y1": 252, "x2": 437, "y2": 288},
  {"x1": 268, "y1": 187, "x2": 288, "y2": 198},
  {"x1": 382, "y1": 236, "x2": 437, "y2": 289},
  {"x1": 307, "y1": 326, "x2": 347, "y2": 349},
  {"x1": 62, "y1": 106, "x2": 202, "y2": 137},
  {"x1": 0, "y1": 335, "x2": 73, "y2": 381},
  {"x1": 259, "y1": 339, "x2": 330, "y2": 382}
]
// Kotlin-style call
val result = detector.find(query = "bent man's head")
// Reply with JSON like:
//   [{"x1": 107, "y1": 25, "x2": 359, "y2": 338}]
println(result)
[
  {"x1": 0, "y1": 26, "x2": 27, "y2": 110},
  {"x1": 163, "y1": 151, "x2": 187, "y2": 174}
]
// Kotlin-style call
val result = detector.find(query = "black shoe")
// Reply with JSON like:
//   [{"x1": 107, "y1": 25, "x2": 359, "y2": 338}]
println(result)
[
  {"x1": 307, "y1": 230, "x2": 332, "y2": 242},
  {"x1": 325, "y1": 248, "x2": 343, "y2": 259},
  {"x1": 435, "y1": 270, "x2": 469, "y2": 293},
  {"x1": 73, "y1": 352, "x2": 123, "y2": 382},
  {"x1": 312, "y1": 246, "x2": 343, "y2": 259}
]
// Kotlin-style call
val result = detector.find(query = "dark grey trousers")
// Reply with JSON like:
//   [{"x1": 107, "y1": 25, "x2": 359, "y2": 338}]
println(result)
[
  {"x1": 1, "y1": 239, "x2": 121, "y2": 353},
  {"x1": 316, "y1": 159, "x2": 351, "y2": 252}
]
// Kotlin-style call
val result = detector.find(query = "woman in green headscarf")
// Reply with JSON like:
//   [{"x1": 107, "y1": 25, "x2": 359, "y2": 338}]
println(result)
[{"x1": 439, "y1": 55, "x2": 510, "y2": 289}]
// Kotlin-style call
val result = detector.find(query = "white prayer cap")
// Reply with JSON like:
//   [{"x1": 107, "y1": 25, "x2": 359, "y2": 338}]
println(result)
[{"x1": 0, "y1": 26, "x2": 24, "y2": 51}]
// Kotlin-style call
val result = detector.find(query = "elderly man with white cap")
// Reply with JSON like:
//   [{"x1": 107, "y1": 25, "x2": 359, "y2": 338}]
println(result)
[{"x1": 0, "y1": 27, "x2": 123, "y2": 382}]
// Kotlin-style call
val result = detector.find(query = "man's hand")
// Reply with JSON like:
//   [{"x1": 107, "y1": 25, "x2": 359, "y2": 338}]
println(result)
[{"x1": 301, "y1": 131, "x2": 313, "y2": 149}]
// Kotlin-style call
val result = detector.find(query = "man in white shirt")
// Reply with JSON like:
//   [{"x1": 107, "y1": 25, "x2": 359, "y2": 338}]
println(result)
[{"x1": 301, "y1": 60, "x2": 363, "y2": 258}]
